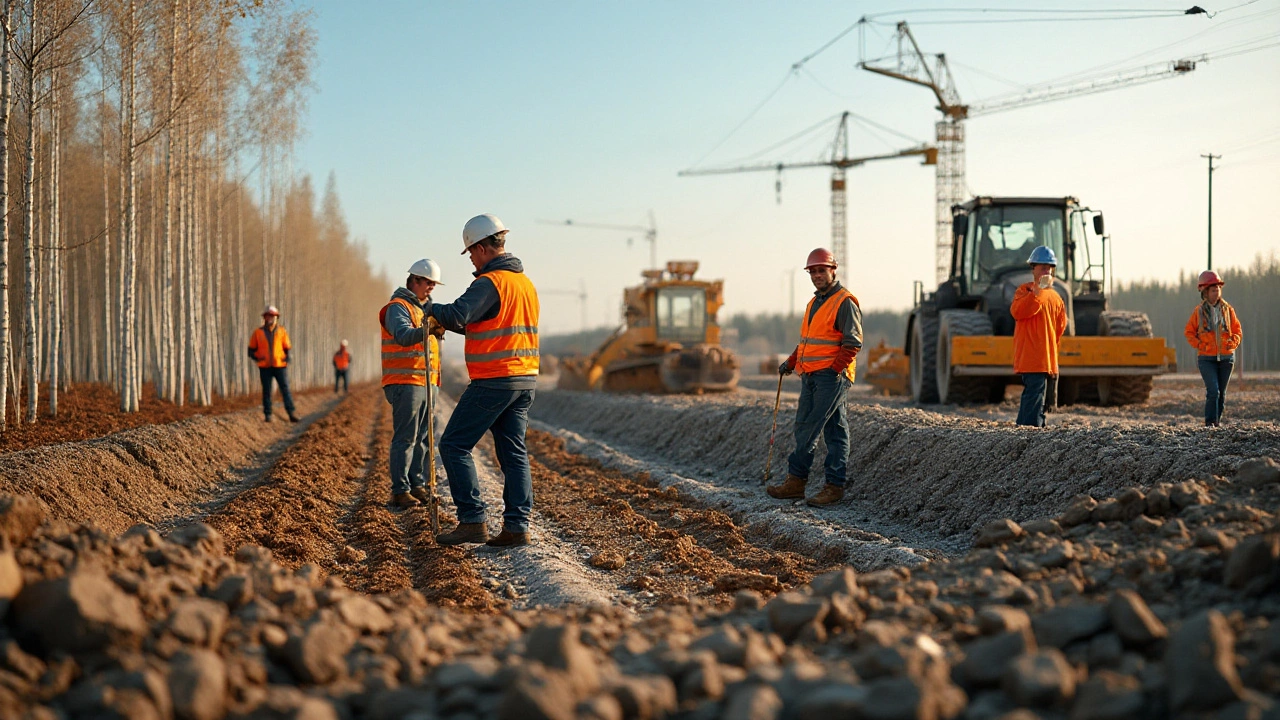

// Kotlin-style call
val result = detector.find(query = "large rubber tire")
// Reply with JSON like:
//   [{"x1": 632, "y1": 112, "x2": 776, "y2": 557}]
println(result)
[
  {"x1": 909, "y1": 311, "x2": 940, "y2": 404},
  {"x1": 936, "y1": 310, "x2": 996, "y2": 404},
  {"x1": 1096, "y1": 310, "x2": 1155, "y2": 406}
]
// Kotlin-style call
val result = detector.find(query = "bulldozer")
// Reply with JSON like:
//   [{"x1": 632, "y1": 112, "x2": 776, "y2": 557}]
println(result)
[
  {"x1": 557, "y1": 261, "x2": 740, "y2": 393},
  {"x1": 904, "y1": 196, "x2": 1175, "y2": 405}
]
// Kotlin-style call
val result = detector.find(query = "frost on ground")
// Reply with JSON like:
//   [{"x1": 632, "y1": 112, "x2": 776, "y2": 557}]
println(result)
[{"x1": 531, "y1": 387, "x2": 1280, "y2": 549}]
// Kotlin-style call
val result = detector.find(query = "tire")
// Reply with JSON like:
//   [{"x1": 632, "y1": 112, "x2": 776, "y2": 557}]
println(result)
[
  {"x1": 909, "y1": 311, "x2": 939, "y2": 404},
  {"x1": 1096, "y1": 310, "x2": 1154, "y2": 406},
  {"x1": 936, "y1": 310, "x2": 995, "y2": 404}
]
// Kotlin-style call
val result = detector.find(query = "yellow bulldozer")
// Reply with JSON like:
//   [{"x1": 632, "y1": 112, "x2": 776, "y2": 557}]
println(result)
[
  {"x1": 887, "y1": 196, "x2": 1176, "y2": 405},
  {"x1": 557, "y1": 261, "x2": 740, "y2": 393}
]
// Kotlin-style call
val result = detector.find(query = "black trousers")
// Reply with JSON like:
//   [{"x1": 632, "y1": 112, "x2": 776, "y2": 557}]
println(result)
[
  {"x1": 259, "y1": 366, "x2": 296, "y2": 417},
  {"x1": 334, "y1": 369, "x2": 349, "y2": 393}
]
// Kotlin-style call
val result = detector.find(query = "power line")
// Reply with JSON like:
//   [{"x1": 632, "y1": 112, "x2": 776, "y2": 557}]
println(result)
[{"x1": 686, "y1": 69, "x2": 798, "y2": 169}]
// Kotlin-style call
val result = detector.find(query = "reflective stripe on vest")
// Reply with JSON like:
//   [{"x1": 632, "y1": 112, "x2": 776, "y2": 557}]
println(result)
[
  {"x1": 380, "y1": 298, "x2": 440, "y2": 387},
  {"x1": 796, "y1": 288, "x2": 858, "y2": 382},
  {"x1": 464, "y1": 270, "x2": 540, "y2": 379}
]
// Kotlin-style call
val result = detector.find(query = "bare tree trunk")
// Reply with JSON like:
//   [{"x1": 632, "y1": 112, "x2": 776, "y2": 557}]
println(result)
[
  {"x1": 0, "y1": 0, "x2": 13, "y2": 430},
  {"x1": 21, "y1": 6, "x2": 38, "y2": 422},
  {"x1": 119, "y1": 0, "x2": 138, "y2": 413},
  {"x1": 46, "y1": 68, "x2": 59, "y2": 416}
]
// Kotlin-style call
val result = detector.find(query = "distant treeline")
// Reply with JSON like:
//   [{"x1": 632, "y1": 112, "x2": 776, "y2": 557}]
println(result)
[
  {"x1": 1113, "y1": 253, "x2": 1279, "y2": 372},
  {"x1": 541, "y1": 254, "x2": 1278, "y2": 370}
]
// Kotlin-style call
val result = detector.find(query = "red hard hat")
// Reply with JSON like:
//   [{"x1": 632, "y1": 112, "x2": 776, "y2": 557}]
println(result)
[
  {"x1": 805, "y1": 248, "x2": 837, "y2": 270},
  {"x1": 1197, "y1": 270, "x2": 1223, "y2": 290}
]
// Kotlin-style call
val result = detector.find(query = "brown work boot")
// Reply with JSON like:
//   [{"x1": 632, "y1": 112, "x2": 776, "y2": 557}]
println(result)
[
  {"x1": 436, "y1": 523, "x2": 488, "y2": 546},
  {"x1": 806, "y1": 484, "x2": 845, "y2": 507},
  {"x1": 389, "y1": 493, "x2": 420, "y2": 510},
  {"x1": 409, "y1": 487, "x2": 431, "y2": 504},
  {"x1": 485, "y1": 528, "x2": 530, "y2": 547},
  {"x1": 766, "y1": 474, "x2": 807, "y2": 499}
]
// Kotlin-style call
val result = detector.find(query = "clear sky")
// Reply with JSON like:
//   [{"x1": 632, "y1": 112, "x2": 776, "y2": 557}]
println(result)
[{"x1": 295, "y1": 1, "x2": 1280, "y2": 336}]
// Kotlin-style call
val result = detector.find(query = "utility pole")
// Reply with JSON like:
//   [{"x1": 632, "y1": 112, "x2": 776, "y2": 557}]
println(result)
[{"x1": 1201, "y1": 153, "x2": 1220, "y2": 269}]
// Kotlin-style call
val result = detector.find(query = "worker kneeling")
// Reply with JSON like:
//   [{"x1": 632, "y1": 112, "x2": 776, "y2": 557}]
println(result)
[
  {"x1": 380, "y1": 259, "x2": 444, "y2": 509},
  {"x1": 1012, "y1": 246, "x2": 1068, "y2": 427},
  {"x1": 767, "y1": 248, "x2": 862, "y2": 507}
]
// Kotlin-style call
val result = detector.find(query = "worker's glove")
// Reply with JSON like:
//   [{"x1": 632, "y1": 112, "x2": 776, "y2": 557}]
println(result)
[
  {"x1": 427, "y1": 317, "x2": 446, "y2": 338},
  {"x1": 778, "y1": 360, "x2": 794, "y2": 376}
]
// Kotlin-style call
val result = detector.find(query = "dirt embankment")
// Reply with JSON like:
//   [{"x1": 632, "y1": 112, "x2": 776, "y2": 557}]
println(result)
[{"x1": 532, "y1": 389, "x2": 1280, "y2": 545}]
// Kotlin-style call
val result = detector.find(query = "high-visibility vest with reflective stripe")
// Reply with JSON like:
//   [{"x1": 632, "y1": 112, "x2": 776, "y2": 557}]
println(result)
[
  {"x1": 380, "y1": 298, "x2": 440, "y2": 387},
  {"x1": 796, "y1": 288, "x2": 858, "y2": 382},
  {"x1": 464, "y1": 270, "x2": 540, "y2": 380},
  {"x1": 249, "y1": 326, "x2": 290, "y2": 368}
]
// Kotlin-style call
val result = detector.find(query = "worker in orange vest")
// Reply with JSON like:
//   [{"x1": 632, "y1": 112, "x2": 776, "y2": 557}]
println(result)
[
  {"x1": 1184, "y1": 270, "x2": 1243, "y2": 426},
  {"x1": 1011, "y1": 246, "x2": 1068, "y2": 427},
  {"x1": 248, "y1": 305, "x2": 299, "y2": 423},
  {"x1": 767, "y1": 248, "x2": 862, "y2": 507},
  {"x1": 333, "y1": 340, "x2": 351, "y2": 393},
  {"x1": 380, "y1": 259, "x2": 444, "y2": 509},
  {"x1": 429, "y1": 214, "x2": 539, "y2": 548}
]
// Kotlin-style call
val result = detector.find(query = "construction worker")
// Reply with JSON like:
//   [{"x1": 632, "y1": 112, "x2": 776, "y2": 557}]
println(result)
[
  {"x1": 767, "y1": 248, "x2": 862, "y2": 507},
  {"x1": 429, "y1": 213, "x2": 539, "y2": 547},
  {"x1": 333, "y1": 340, "x2": 351, "y2": 393},
  {"x1": 380, "y1": 259, "x2": 444, "y2": 509},
  {"x1": 1011, "y1": 246, "x2": 1068, "y2": 427},
  {"x1": 248, "y1": 306, "x2": 299, "y2": 423},
  {"x1": 1184, "y1": 270, "x2": 1243, "y2": 427}
]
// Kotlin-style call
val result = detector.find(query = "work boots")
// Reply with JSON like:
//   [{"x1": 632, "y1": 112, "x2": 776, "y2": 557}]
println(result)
[
  {"x1": 436, "y1": 523, "x2": 488, "y2": 546},
  {"x1": 766, "y1": 474, "x2": 807, "y2": 499},
  {"x1": 288, "y1": 413, "x2": 300, "y2": 423},
  {"x1": 409, "y1": 487, "x2": 431, "y2": 504},
  {"x1": 389, "y1": 493, "x2": 420, "y2": 510},
  {"x1": 485, "y1": 528, "x2": 530, "y2": 547},
  {"x1": 807, "y1": 484, "x2": 845, "y2": 507}
]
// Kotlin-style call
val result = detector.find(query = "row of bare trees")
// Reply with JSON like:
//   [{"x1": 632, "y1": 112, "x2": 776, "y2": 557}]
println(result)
[{"x1": 0, "y1": 0, "x2": 389, "y2": 429}]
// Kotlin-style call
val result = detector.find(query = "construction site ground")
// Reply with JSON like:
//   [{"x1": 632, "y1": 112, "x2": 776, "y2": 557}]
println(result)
[{"x1": 0, "y1": 372, "x2": 1277, "y2": 718}]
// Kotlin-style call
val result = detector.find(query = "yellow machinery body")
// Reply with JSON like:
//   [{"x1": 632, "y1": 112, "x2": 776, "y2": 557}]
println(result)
[
  {"x1": 557, "y1": 261, "x2": 740, "y2": 393},
  {"x1": 863, "y1": 340, "x2": 910, "y2": 396}
]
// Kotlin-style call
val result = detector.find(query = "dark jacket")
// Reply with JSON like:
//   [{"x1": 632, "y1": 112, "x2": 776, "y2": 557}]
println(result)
[{"x1": 427, "y1": 254, "x2": 536, "y2": 390}]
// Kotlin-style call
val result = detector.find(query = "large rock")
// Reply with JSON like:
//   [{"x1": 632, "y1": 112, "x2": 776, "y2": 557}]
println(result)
[
  {"x1": 1107, "y1": 590, "x2": 1167, "y2": 647},
  {"x1": 1224, "y1": 532, "x2": 1280, "y2": 591},
  {"x1": 334, "y1": 594, "x2": 394, "y2": 634},
  {"x1": 958, "y1": 629, "x2": 1036, "y2": 687},
  {"x1": 791, "y1": 683, "x2": 869, "y2": 719},
  {"x1": 524, "y1": 623, "x2": 600, "y2": 699},
  {"x1": 1235, "y1": 456, "x2": 1280, "y2": 486},
  {"x1": 610, "y1": 675, "x2": 678, "y2": 720},
  {"x1": 721, "y1": 683, "x2": 783, "y2": 720},
  {"x1": 283, "y1": 621, "x2": 355, "y2": 685},
  {"x1": 975, "y1": 519, "x2": 1023, "y2": 548},
  {"x1": 766, "y1": 592, "x2": 830, "y2": 642},
  {"x1": 1032, "y1": 604, "x2": 1109, "y2": 648},
  {"x1": 0, "y1": 495, "x2": 44, "y2": 546},
  {"x1": 167, "y1": 523, "x2": 224, "y2": 556},
  {"x1": 1069, "y1": 671, "x2": 1145, "y2": 720},
  {"x1": 497, "y1": 664, "x2": 576, "y2": 720},
  {"x1": 168, "y1": 598, "x2": 229, "y2": 648},
  {"x1": 1002, "y1": 649, "x2": 1075, "y2": 707},
  {"x1": 12, "y1": 566, "x2": 146, "y2": 653},
  {"x1": 0, "y1": 545, "x2": 24, "y2": 615},
  {"x1": 1166, "y1": 610, "x2": 1244, "y2": 712},
  {"x1": 169, "y1": 649, "x2": 227, "y2": 720}
]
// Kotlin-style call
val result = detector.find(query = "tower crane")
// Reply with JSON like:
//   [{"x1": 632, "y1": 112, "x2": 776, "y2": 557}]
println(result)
[
  {"x1": 539, "y1": 212, "x2": 658, "y2": 269},
  {"x1": 859, "y1": 19, "x2": 1200, "y2": 283},
  {"x1": 679, "y1": 111, "x2": 936, "y2": 273}
]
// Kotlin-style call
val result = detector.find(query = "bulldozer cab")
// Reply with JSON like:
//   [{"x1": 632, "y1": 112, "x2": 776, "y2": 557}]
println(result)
[
  {"x1": 954, "y1": 200, "x2": 1070, "y2": 297},
  {"x1": 654, "y1": 286, "x2": 708, "y2": 344}
]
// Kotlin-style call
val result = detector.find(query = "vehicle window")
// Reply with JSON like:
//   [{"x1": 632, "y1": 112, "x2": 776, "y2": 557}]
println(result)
[
  {"x1": 967, "y1": 205, "x2": 1066, "y2": 284},
  {"x1": 656, "y1": 287, "x2": 706, "y2": 343}
]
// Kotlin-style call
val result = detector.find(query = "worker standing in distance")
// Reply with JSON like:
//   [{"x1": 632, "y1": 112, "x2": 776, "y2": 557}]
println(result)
[
  {"x1": 767, "y1": 248, "x2": 862, "y2": 507},
  {"x1": 333, "y1": 340, "x2": 351, "y2": 393},
  {"x1": 380, "y1": 259, "x2": 445, "y2": 509},
  {"x1": 1011, "y1": 246, "x2": 1068, "y2": 427},
  {"x1": 248, "y1": 305, "x2": 299, "y2": 423},
  {"x1": 429, "y1": 213, "x2": 540, "y2": 547},
  {"x1": 1184, "y1": 270, "x2": 1242, "y2": 427}
]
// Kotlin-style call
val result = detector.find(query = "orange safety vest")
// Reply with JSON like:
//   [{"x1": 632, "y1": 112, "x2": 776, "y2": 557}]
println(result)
[
  {"x1": 249, "y1": 326, "x2": 290, "y2": 368},
  {"x1": 380, "y1": 298, "x2": 440, "y2": 387},
  {"x1": 334, "y1": 349, "x2": 351, "y2": 370},
  {"x1": 1010, "y1": 284, "x2": 1068, "y2": 375},
  {"x1": 796, "y1": 288, "x2": 858, "y2": 382},
  {"x1": 1184, "y1": 300, "x2": 1242, "y2": 357},
  {"x1": 464, "y1": 270, "x2": 540, "y2": 380}
]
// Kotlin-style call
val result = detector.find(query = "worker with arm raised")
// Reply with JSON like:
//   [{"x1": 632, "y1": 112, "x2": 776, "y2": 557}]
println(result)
[
  {"x1": 1011, "y1": 246, "x2": 1068, "y2": 427},
  {"x1": 1184, "y1": 270, "x2": 1242, "y2": 427},
  {"x1": 380, "y1": 259, "x2": 444, "y2": 509},
  {"x1": 248, "y1": 305, "x2": 299, "y2": 423},
  {"x1": 428, "y1": 214, "x2": 540, "y2": 548},
  {"x1": 766, "y1": 247, "x2": 862, "y2": 507}
]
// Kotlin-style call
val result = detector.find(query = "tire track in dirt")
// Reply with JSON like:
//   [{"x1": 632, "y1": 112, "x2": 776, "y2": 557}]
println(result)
[
  {"x1": 204, "y1": 388, "x2": 378, "y2": 572},
  {"x1": 526, "y1": 429, "x2": 840, "y2": 606}
]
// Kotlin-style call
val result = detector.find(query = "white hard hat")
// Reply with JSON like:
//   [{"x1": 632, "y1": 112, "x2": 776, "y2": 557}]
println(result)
[
  {"x1": 462, "y1": 214, "x2": 507, "y2": 254},
  {"x1": 340, "y1": 339, "x2": 348, "y2": 346},
  {"x1": 262, "y1": 305, "x2": 280, "y2": 317},
  {"x1": 407, "y1": 258, "x2": 443, "y2": 284}
]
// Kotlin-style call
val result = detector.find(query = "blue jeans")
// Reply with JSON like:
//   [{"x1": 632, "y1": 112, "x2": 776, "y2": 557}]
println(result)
[
  {"x1": 1017, "y1": 373, "x2": 1053, "y2": 427},
  {"x1": 334, "y1": 369, "x2": 348, "y2": 393},
  {"x1": 440, "y1": 386, "x2": 535, "y2": 533},
  {"x1": 259, "y1": 367, "x2": 296, "y2": 418},
  {"x1": 383, "y1": 385, "x2": 436, "y2": 495},
  {"x1": 1197, "y1": 355, "x2": 1234, "y2": 424},
  {"x1": 786, "y1": 370, "x2": 851, "y2": 487}
]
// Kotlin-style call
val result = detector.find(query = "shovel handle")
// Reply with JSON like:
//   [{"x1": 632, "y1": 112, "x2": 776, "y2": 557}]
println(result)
[{"x1": 763, "y1": 372, "x2": 784, "y2": 484}]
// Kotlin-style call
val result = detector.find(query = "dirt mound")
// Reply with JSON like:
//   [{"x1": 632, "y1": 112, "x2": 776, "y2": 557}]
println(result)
[
  {"x1": 0, "y1": 393, "x2": 336, "y2": 536},
  {"x1": 533, "y1": 390, "x2": 1280, "y2": 544}
]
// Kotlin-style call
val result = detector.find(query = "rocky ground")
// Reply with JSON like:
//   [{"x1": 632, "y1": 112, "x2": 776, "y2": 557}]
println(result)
[{"x1": 0, "y1": 376, "x2": 1274, "y2": 718}]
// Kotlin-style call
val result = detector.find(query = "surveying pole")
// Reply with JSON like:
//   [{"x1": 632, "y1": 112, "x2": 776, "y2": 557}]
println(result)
[{"x1": 1201, "y1": 153, "x2": 1220, "y2": 269}]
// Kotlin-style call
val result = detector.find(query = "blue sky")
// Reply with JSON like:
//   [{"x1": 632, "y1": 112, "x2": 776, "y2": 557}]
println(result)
[{"x1": 295, "y1": 1, "x2": 1280, "y2": 336}]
